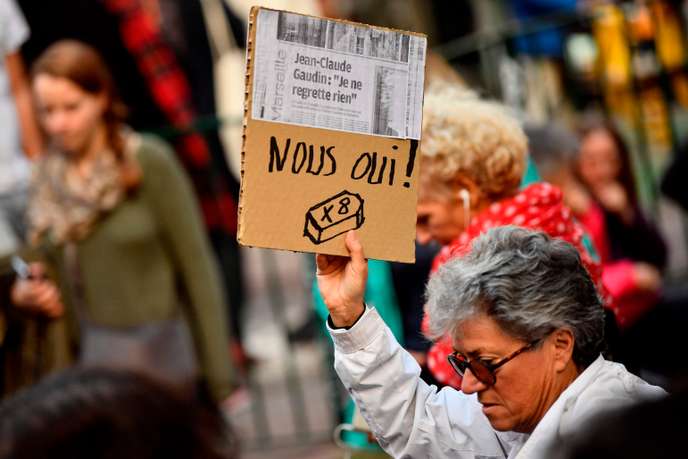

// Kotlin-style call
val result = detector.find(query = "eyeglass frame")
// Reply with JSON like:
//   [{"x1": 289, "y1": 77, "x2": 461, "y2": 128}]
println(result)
[{"x1": 447, "y1": 339, "x2": 541, "y2": 387}]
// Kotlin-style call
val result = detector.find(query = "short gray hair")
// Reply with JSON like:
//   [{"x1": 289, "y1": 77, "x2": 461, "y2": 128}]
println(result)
[
  {"x1": 426, "y1": 226, "x2": 604, "y2": 368},
  {"x1": 524, "y1": 122, "x2": 579, "y2": 178}
]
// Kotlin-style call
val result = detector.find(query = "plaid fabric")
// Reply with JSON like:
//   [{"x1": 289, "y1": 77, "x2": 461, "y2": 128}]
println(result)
[{"x1": 103, "y1": 0, "x2": 237, "y2": 234}]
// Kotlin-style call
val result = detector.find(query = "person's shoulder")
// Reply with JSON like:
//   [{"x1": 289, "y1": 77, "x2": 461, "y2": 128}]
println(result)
[
  {"x1": 0, "y1": 0, "x2": 29, "y2": 53},
  {"x1": 600, "y1": 359, "x2": 666, "y2": 397},
  {"x1": 132, "y1": 134, "x2": 185, "y2": 194},
  {"x1": 134, "y1": 134, "x2": 178, "y2": 172},
  {"x1": 520, "y1": 182, "x2": 563, "y2": 203},
  {"x1": 559, "y1": 358, "x2": 665, "y2": 437},
  {"x1": 136, "y1": 133, "x2": 175, "y2": 158},
  {"x1": 579, "y1": 359, "x2": 666, "y2": 409}
]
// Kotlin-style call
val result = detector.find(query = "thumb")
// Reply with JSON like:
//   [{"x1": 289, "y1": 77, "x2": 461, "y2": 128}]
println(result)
[{"x1": 345, "y1": 230, "x2": 366, "y2": 273}]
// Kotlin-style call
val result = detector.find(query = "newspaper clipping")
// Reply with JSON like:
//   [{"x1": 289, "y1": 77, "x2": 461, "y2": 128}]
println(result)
[{"x1": 251, "y1": 9, "x2": 426, "y2": 140}]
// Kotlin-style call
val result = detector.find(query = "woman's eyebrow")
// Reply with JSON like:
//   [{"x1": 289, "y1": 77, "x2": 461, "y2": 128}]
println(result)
[
  {"x1": 468, "y1": 347, "x2": 493, "y2": 358},
  {"x1": 453, "y1": 347, "x2": 484, "y2": 358}
]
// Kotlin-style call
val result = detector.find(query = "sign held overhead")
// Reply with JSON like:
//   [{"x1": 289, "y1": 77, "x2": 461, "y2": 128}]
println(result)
[{"x1": 238, "y1": 7, "x2": 427, "y2": 263}]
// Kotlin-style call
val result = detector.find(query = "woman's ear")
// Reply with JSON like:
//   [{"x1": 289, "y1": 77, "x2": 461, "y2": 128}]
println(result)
[
  {"x1": 451, "y1": 176, "x2": 484, "y2": 209},
  {"x1": 550, "y1": 328, "x2": 575, "y2": 372}
]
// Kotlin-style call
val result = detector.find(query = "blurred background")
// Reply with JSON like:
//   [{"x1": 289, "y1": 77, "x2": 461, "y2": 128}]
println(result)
[{"x1": 2, "y1": 1, "x2": 688, "y2": 458}]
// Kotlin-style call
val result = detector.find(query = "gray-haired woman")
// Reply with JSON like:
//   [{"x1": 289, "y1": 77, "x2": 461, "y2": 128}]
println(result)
[{"x1": 316, "y1": 226, "x2": 664, "y2": 458}]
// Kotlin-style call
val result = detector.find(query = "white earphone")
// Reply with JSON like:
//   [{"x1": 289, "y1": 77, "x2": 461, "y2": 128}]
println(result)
[
  {"x1": 459, "y1": 189, "x2": 470, "y2": 209},
  {"x1": 459, "y1": 189, "x2": 471, "y2": 225}
]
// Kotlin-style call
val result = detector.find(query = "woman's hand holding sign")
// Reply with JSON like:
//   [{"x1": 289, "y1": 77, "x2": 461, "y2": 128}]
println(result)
[{"x1": 316, "y1": 230, "x2": 368, "y2": 328}]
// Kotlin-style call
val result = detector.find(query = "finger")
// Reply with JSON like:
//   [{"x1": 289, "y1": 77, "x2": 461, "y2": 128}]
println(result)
[
  {"x1": 39, "y1": 293, "x2": 62, "y2": 316},
  {"x1": 44, "y1": 300, "x2": 64, "y2": 318},
  {"x1": 28, "y1": 262, "x2": 47, "y2": 279},
  {"x1": 11, "y1": 280, "x2": 43, "y2": 308},
  {"x1": 20, "y1": 281, "x2": 48, "y2": 304},
  {"x1": 34, "y1": 289, "x2": 56, "y2": 309},
  {"x1": 345, "y1": 231, "x2": 366, "y2": 273},
  {"x1": 316, "y1": 253, "x2": 346, "y2": 275},
  {"x1": 34, "y1": 285, "x2": 59, "y2": 308}
]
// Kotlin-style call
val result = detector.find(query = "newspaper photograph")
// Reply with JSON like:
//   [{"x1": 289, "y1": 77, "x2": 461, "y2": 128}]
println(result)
[{"x1": 251, "y1": 9, "x2": 426, "y2": 140}]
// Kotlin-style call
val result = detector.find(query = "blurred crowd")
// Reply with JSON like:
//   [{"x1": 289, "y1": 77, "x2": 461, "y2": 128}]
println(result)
[{"x1": 1, "y1": 0, "x2": 688, "y2": 458}]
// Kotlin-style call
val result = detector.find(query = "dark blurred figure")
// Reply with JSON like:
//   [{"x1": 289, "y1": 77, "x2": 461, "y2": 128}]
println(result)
[
  {"x1": 390, "y1": 240, "x2": 439, "y2": 385},
  {"x1": 152, "y1": 0, "x2": 249, "y2": 371},
  {"x1": 661, "y1": 141, "x2": 688, "y2": 212},
  {"x1": 556, "y1": 388, "x2": 685, "y2": 459},
  {"x1": 0, "y1": 367, "x2": 238, "y2": 459}
]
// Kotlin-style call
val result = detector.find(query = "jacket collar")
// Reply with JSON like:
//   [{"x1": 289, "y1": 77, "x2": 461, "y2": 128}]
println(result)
[{"x1": 511, "y1": 355, "x2": 605, "y2": 458}]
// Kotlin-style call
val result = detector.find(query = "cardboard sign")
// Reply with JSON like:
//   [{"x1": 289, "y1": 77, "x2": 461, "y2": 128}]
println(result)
[{"x1": 238, "y1": 7, "x2": 426, "y2": 263}]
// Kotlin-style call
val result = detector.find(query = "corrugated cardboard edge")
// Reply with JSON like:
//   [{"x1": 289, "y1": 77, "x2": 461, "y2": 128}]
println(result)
[
  {"x1": 237, "y1": 6, "x2": 426, "y2": 262},
  {"x1": 236, "y1": 6, "x2": 258, "y2": 245},
  {"x1": 251, "y1": 6, "x2": 428, "y2": 39}
]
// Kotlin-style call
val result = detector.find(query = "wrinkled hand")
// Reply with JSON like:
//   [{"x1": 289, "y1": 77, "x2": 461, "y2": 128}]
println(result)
[
  {"x1": 315, "y1": 231, "x2": 367, "y2": 328},
  {"x1": 10, "y1": 263, "x2": 64, "y2": 318}
]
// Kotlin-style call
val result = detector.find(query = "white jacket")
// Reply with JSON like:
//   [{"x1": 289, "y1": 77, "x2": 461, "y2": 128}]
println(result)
[{"x1": 330, "y1": 307, "x2": 665, "y2": 459}]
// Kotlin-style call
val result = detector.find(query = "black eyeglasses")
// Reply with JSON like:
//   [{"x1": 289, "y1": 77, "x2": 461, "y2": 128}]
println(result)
[{"x1": 447, "y1": 341, "x2": 539, "y2": 387}]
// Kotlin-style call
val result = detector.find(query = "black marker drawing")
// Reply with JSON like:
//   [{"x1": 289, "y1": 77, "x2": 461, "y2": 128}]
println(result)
[{"x1": 304, "y1": 190, "x2": 365, "y2": 244}]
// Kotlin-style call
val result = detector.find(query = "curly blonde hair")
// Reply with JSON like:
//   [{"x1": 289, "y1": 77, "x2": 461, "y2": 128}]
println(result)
[{"x1": 419, "y1": 85, "x2": 527, "y2": 202}]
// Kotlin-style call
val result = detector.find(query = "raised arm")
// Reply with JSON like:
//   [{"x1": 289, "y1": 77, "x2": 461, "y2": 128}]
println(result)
[{"x1": 315, "y1": 232, "x2": 510, "y2": 458}]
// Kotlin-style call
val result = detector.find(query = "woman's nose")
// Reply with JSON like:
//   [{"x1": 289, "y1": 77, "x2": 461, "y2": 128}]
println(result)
[
  {"x1": 47, "y1": 112, "x2": 68, "y2": 134},
  {"x1": 460, "y1": 368, "x2": 487, "y2": 394}
]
